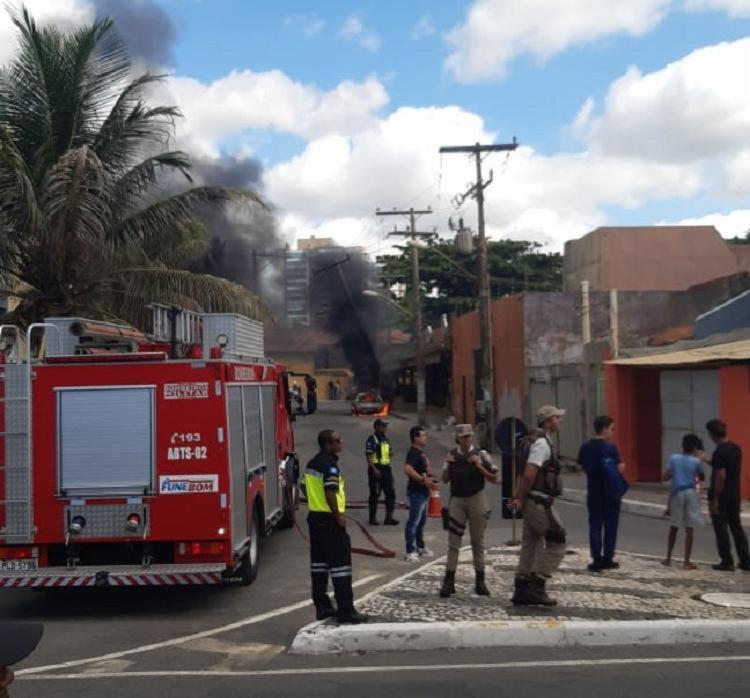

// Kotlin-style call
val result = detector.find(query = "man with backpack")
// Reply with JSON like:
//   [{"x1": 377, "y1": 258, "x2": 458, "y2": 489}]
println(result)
[
  {"x1": 577, "y1": 416, "x2": 627, "y2": 572},
  {"x1": 510, "y1": 405, "x2": 566, "y2": 606}
]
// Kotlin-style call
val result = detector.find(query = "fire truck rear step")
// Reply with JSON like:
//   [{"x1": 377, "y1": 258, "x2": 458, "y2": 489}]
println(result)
[{"x1": 0, "y1": 563, "x2": 226, "y2": 587}]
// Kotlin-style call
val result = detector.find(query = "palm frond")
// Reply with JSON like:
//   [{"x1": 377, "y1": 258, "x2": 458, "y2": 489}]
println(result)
[
  {"x1": 111, "y1": 266, "x2": 273, "y2": 326},
  {"x1": 0, "y1": 124, "x2": 44, "y2": 259},
  {"x1": 41, "y1": 146, "x2": 113, "y2": 276},
  {"x1": 112, "y1": 186, "x2": 266, "y2": 246},
  {"x1": 113, "y1": 151, "x2": 192, "y2": 207}
]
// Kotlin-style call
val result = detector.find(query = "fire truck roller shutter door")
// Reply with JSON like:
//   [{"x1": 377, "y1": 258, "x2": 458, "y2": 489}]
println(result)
[
  {"x1": 57, "y1": 387, "x2": 154, "y2": 495},
  {"x1": 227, "y1": 387, "x2": 249, "y2": 552},
  {"x1": 259, "y1": 385, "x2": 279, "y2": 517}
]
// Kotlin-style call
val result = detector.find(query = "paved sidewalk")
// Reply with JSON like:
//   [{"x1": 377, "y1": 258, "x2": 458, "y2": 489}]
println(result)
[
  {"x1": 561, "y1": 472, "x2": 750, "y2": 523},
  {"x1": 292, "y1": 546, "x2": 750, "y2": 654}
]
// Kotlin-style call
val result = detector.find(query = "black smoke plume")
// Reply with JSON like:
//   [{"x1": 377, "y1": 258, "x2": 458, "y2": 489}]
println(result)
[{"x1": 93, "y1": 0, "x2": 176, "y2": 66}]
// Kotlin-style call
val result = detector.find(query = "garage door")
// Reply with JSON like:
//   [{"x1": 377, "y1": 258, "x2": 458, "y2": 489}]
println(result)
[{"x1": 660, "y1": 369, "x2": 718, "y2": 468}]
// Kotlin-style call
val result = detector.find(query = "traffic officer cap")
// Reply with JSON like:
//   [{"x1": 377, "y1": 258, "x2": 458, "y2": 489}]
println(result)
[
  {"x1": 373, "y1": 418, "x2": 389, "y2": 429},
  {"x1": 0, "y1": 621, "x2": 43, "y2": 665}
]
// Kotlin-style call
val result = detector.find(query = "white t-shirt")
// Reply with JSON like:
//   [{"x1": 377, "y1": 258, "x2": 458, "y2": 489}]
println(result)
[{"x1": 527, "y1": 435, "x2": 552, "y2": 468}]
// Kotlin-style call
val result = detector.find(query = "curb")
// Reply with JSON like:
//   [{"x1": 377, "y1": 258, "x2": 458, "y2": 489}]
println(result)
[
  {"x1": 560, "y1": 488, "x2": 750, "y2": 524},
  {"x1": 290, "y1": 618, "x2": 750, "y2": 655}
]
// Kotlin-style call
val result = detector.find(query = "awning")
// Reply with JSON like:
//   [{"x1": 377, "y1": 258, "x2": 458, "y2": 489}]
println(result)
[{"x1": 608, "y1": 339, "x2": 750, "y2": 366}]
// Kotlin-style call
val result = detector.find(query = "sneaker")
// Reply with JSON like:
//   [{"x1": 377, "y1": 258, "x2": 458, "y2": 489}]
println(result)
[
  {"x1": 738, "y1": 563, "x2": 750, "y2": 572},
  {"x1": 587, "y1": 562, "x2": 604, "y2": 572},
  {"x1": 712, "y1": 562, "x2": 736, "y2": 571},
  {"x1": 601, "y1": 560, "x2": 620, "y2": 570},
  {"x1": 417, "y1": 547, "x2": 433, "y2": 557},
  {"x1": 404, "y1": 552, "x2": 420, "y2": 562}
]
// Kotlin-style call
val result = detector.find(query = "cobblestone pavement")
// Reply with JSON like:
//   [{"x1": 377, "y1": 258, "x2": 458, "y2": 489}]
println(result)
[{"x1": 357, "y1": 546, "x2": 750, "y2": 623}]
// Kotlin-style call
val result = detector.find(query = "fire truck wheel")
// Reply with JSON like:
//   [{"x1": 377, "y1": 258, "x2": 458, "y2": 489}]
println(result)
[
  {"x1": 237, "y1": 510, "x2": 260, "y2": 586},
  {"x1": 277, "y1": 485, "x2": 298, "y2": 529}
]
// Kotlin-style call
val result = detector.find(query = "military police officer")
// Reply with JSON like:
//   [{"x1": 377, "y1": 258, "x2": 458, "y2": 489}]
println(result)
[
  {"x1": 304, "y1": 429, "x2": 368, "y2": 624},
  {"x1": 365, "y1": 419, "x2": 399, "y2": 526}
]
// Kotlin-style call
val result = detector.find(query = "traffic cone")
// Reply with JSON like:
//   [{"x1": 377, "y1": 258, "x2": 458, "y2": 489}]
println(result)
[{"x1": 427, "y1": 485, "x2": 442, "y2": 518}]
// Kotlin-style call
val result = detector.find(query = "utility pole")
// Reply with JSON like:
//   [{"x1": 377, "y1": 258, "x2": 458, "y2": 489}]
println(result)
[
  {"x1": 439, "y1": 140, "x2": 518, "y2": 449},
  {"x1": 375, "y1": 207, "x2": 433, "y2": 425}
]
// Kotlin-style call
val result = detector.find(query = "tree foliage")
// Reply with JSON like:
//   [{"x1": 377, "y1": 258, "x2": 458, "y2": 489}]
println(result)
[
  {"x1": 377, "y1": 237, "x2": 563, "y2": 326},
  {"x1": 0, "y1": 5, "x2": 269, "y2": 328}
]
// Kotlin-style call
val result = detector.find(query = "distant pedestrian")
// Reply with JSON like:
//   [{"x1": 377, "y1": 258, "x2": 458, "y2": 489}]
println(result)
[
  {"x1": 577, "y1": 415, "x2": 627, "y2": 572},
  {"x1": 365, "y1": 419, "x2": 399, "y2": 526},
  {"x1": 403, "y1": 425, "x2": 437, "y2": 562},
  {"x1": 335, "y1": 380, "x2": 342, "y2": 400},
  {"x1": 328, "y1": 380, "x2": 335, "y2": 400},
  {"x1": 510, "y1": 405, "x2": 566, "y2": 606},
  {"x1": 703, "y1": 419, "x2": 750, "y2": 572},
  {"x1": 305, "y1": 374, "x2": 317, "y2": 414},
  {"x1": 439, "y1": 424, "x2": 499, "y2": 598},
  {"x1": 303, "y1": 429, "x2": 368, "y2": 624},
  {"x1": 662, "y1": 433, "x2": 704, "y2": 570}
]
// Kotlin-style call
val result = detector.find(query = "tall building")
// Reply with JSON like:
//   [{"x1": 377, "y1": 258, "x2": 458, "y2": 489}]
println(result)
[{"x1": 284, "y1": 238, "x2": 373, "y2": 329}]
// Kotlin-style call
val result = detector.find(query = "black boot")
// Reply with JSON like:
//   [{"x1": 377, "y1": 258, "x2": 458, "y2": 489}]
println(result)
[
  {"x1": 511, "y1": 576, "x2": 532, "y2": 605},
  {"x1": 439, "y1": 570, "x2": 456, "y2": 598},
  {"x1": 337, "y1": 608, "x2": 369, "y2": 624},
  {"x1": 315, "y1": 604, "x2": 337, "y2": 621},
  {"x1": 475, "y1": 569, "x2": 490, "y2": 596},
  {"x1": 529, "y1": 574, "x2": 557, "y2": 606}
]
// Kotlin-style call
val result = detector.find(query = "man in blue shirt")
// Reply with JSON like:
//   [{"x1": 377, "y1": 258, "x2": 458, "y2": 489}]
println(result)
[
  {"x1": 662, "y1": 433, "x2": 704, "y2": 570},
  {"x1": 577, "y1": 415, "x2": 626, "y2": 572}
]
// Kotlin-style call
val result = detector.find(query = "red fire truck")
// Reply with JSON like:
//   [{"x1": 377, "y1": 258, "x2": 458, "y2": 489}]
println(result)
[{"x1": 0, "y1": 306, "x2": 299, "y2": 588}]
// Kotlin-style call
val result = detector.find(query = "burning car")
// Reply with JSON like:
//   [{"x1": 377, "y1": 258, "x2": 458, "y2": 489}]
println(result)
[{"x1": 351, "y1": 391, "x2": 389, "y2": 417}]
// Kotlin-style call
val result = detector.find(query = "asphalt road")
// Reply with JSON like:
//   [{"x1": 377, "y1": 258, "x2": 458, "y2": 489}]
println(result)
[{"x1": 4, "y1": 400, "x2": 750, "y2": 696}]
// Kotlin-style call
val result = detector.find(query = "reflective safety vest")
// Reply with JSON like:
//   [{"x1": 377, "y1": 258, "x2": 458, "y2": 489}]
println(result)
[
  {"x1": 304, "y1": 468, "x2": 346, "y2": 514},
  {"x1": 372, "y1": 437, "x2": 391, "y2": 466}
]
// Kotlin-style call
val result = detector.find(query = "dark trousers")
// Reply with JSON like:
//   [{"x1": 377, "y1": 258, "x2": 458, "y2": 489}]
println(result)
[
  {"x1": 368, "y1": 466, "x2": 395, "y2": 522},
  {"x1": 588, "y1": 498, "x2": 621, "y2": 564},
  {"x1": 308, "y1": 514, "x2": 354, "y2": 614},
  {"x1": 711, "y1": 499, "x2": 750, "y2": 566}
]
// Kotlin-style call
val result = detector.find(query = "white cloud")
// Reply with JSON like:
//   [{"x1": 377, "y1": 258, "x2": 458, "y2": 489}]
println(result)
[
  {"x1": 411, "y1": 15, "x2": 436, "y2": 39},
  {"x1": 582, "y1": 38, "x2": 750, "y2": 163},
  {"x1": 659, "y1": 209, "x2": 750, "y2": 237},
  {"x1": 684, "y1": 0, "x2": 750, "y2": 16},
  {"x1": 155, "y1": 70, "x2": 389, "y2": 157},
  {"x1": 265, "y1": 105, "x2": 701, "y2": 252},
  {"x1": 284, "y1": 13, "x2": 325, "y2": 37},
  {"x1": 340, "y1": 15, "x2": 381, "y2": 52},
  {"x1": 0, "y1": 0, "x2": 94, "y2": 65},
  {"x1": 444, "y1": 0, "x2": 671, "y2": 83}
]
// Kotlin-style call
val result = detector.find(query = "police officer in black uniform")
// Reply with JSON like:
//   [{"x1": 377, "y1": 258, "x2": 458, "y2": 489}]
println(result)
[
  {"x1": 365, "y1": 419, "x2": 399, "y2": 526},
  {"x1": 304, "y1": 429, "x2": 368, "y2": 624}
]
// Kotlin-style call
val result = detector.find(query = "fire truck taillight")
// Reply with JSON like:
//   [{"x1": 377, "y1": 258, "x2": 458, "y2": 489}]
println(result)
[
  {"x1": 178, "y1": 542, "x2": 226, "y2": 556},
  {"x1": 68, "y1": 516, "x2": 86, "y2": 535},
  {"x1": 125, "y1": 513, "x2": 142, "y2": 533},
  {"x1": 0, "y1": 546, "x2": 39, "y2": 559}
]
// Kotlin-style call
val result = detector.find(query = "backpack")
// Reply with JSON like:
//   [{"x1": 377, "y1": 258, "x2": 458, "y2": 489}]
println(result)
[{"x1": 516, "y1": 429, "x2": 562, "y2": 498}]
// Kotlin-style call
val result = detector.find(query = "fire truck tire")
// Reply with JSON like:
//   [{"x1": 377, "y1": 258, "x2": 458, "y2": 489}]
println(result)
[
  {"x1": 237, "y1": 510, "x2": 261, "y2": 586},
  {"x1": 277, "y1": 485, "x2": 298, "y2": 529}
]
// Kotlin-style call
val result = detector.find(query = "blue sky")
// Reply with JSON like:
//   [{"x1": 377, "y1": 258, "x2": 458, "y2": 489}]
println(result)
[{"x1": 4, "y1": 0, "x2": 750, "y2": 251}]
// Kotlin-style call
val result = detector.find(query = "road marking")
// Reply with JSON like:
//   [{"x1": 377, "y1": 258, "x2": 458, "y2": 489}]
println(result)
[
  {"x1": 18, "y1": 654, "x2": 750, "y2": 681},
  {"x1": 16, "y1": 573, "x2": 384, "y2": 676}
]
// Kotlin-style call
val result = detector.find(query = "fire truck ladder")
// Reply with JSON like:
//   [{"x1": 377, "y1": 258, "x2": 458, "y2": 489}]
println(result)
[{"x1": 0, "y1": 323, "x2": 58, "y2": 544}]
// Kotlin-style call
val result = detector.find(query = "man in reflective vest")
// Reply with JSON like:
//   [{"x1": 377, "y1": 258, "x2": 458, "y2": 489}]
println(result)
[
  {"x1": 366, "y1": 418, "x2": 399, "y2": 526},
  {"x1": 304, "y1": 429, "x2": 368, "y2": 624}
]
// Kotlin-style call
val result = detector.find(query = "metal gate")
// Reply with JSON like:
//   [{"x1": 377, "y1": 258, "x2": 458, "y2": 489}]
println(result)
[{"x1": 660, "y1": 369, "x2": 719, "y2": 467}]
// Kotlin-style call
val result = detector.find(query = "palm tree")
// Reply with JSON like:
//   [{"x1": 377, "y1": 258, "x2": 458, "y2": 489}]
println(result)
[{"x1": 0, "y1": 5, "x2": 270, "y2": 328}]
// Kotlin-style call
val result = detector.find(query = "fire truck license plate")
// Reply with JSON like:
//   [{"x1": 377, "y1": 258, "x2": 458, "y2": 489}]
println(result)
[{"x1": 0, "y1": 559, "x2": 38, "y2": 572}]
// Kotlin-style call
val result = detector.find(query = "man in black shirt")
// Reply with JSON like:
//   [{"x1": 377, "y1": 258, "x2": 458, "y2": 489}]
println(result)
[
  {"x1": 705, "y1": 419, "x2": 750, "y2": 572},
  {"x1": 403, "y1": 425, "x2": 436, "y2": 562}
]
